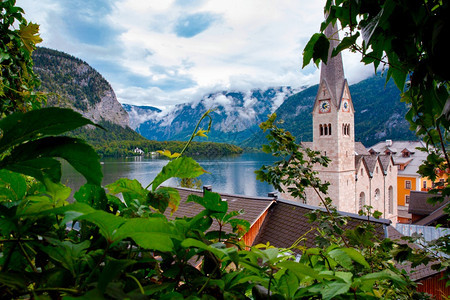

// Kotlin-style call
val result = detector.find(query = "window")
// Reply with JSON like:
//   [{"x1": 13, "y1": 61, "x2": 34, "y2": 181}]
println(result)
[
  {"x1": 405, "y1": 195, "x2": 410, "y2": 204},
  {"x1": 374, "y1": 189, "x2": 380, "y2": 201},
  {"x1": 320, "y1": 124, "x2": 323, "y2": 136},
  {"x1": 359, "y1": 192, "x2": 365, "y2": 211},
  {"x1": 405, "y1": 180, "x2": 411, "y2": 189},
  {"x1": 376, "y1": 167, "x2": 379, "y2": 174},
  {"x1": 361, "y1": 168, "x2": 364, "y2": 176},
  {"x1": 388, "y1": 186, "x2": 394, "y2": 214},
  {"x1": 324, "y1": 125, "x2": 328, "y2": 135},
  {"x1": 328, "y1": 124, "x2": 332, "y2": 135},
  {"x1": 423, "y1": 181, "x2": 427, "y2": 189}
]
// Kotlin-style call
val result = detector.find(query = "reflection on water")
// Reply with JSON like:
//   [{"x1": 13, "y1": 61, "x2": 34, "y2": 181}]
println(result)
[{"x1": 61, "y1": 153, "x2": 278, "y2": 197}]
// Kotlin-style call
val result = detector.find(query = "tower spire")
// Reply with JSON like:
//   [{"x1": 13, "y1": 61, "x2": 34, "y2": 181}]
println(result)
[{"x1": 320, "y1": 21, "x2": 345, "y2": 107}]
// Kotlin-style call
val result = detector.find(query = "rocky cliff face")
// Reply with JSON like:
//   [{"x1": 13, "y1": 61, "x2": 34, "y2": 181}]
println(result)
[{"x1": 33, "y1": 47, "x2": 129, "y2": 128}]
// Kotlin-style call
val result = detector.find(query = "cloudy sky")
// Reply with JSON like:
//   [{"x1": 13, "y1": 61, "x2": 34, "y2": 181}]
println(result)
[{"x1": 17, "y1": 0, "x2": 374, "y2": 110}]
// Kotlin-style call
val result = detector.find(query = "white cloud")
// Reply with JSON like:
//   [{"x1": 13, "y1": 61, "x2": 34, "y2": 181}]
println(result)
[{"x1": 17, "y1": 0, "x2": 372, "y2": 110}]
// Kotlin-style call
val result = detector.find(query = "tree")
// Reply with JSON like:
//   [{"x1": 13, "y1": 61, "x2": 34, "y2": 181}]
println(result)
[{"x1": 0, "y1": 0, "x2": 45, "y2": 116}]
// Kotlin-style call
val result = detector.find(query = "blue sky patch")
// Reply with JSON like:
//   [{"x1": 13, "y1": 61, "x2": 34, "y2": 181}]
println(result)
[
  {"x1": 174, "y1": 12, "x2": 219, "y2": 38},
  {"x1": 60, "y1": 0, "x2": 121, "y2": 46}
]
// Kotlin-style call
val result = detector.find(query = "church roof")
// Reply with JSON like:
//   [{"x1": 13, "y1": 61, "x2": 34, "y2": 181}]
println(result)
[
  {"x1": 320, "y1": 20, "x2": 345, "y2": 108},
  {"x1": 355, "y1": 154, "x2": 392, "y2": 176},
  {"x1": 355, "y1": 142, "x2": 369, "y2": 155}
]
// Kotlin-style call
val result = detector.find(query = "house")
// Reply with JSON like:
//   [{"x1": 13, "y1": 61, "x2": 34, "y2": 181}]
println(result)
[
  {"x1": 167, "y1": 185, "x2": 447, "y2": 299},
  {"x1": 368, "y1": 140, "x2": 444, "y2": 223},
  {"x1": 408, "y1": 191, "x2": 449, "y2": 227}
]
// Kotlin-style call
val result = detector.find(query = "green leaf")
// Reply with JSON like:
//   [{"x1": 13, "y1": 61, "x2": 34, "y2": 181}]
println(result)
[
  {"x1": 340, "y1": 248, "x2": 370, "y2": 269},
  {"x1": 97, "y1": 259, "x2": 136, "y2": 294},
  {"x1": 331, "y1": 33, "x2": 359, "y2": 57},
  {"x1": 40, "y1": 239, "x2": 90, "y2": 277},
  {"x1": 115, "y1": 218, "x2": 176, "y2": 252},
  {"x1": 303, "y1": 33, "x2": 329, "y2": 68},
  {"x1": 278, "y1": 261, "x2": 322, "y2": 281},
  {"x1": 106, "y1": 178, "x2": 147, "y2": 206},
  {"x1": 308, "y1": 281, "x2": 351, "y2": 300},
  {"x1": 181, "y1": 238, "x2": 234, "y2": 260},
  {"x1": 74, "y1": 183, "x2": 108, "y2": 210},
  {"x1": 328, "y1": 248, "x2": 353, "y2": 270},
  {"x1": 0, "y1": 169, "x2": 27, "y2": 203},
  {"x1": 151, "y1": 156, "x2": 207, "y2": 191},
  {"x1": 186, "y1": 190, "x2": 228, "y2": 213},
  {"x1": 43, "y1": 178, "x2": 71, "y2": 206},
  {"x1": 148, "y1": 187, "x2": 180, "y2": 214},
  {"x1": 2, "y1": 136, "x2": 102, "y2": 185},
  {"x1": 3, "y1": 158, "x2": 62, "y2": 183},
  {"x1": 0, "y1": 107, "x2": 96, "y2": 154},
  {"x1": 76, "y1": 211, "x2": 126, "y2": 243}
]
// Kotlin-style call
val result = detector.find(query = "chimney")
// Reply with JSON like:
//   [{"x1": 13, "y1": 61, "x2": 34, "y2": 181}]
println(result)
[
  {"x1": 203, "y1": 185, "x2": 212, "y2": 195},
  {"x1": 386, "y1": 140, "x2": 392, "y2": 147},
  {"x1": 268, "y1": 192, "x2": 278, "y2": 200}
]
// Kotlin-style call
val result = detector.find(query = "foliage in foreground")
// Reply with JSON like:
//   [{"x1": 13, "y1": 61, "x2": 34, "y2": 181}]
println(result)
[{"x1": 0, "y1": 107, "x2": 429, "y2": 299}]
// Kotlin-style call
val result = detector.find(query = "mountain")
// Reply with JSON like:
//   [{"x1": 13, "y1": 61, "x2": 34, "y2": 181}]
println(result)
[
  {"x1": 126, "y1": 87, "x2": 300, "y2": 145},
  {"x1": 122, "y1": 104, "x2": 161, "y2": 130},
  {"x1": 128, "y1": 75, "x2": 415, "y2": 148},
  {"x1": 32, "y1": 47, "x2": 147, "y2": 146},
  {"x1": 31, "y1": 47, "x2": 243, "y2": 157},
  {"x1": 256, "y1": 74, "x2": 415, "y2": 147}
]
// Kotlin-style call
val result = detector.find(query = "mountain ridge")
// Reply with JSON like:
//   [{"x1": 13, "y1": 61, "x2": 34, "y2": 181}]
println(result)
[{"x1": 127, "y1": 75, "x2": 416, "y2": 147}]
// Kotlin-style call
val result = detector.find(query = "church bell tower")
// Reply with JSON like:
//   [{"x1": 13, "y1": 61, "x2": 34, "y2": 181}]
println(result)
[{"x1": 308, "y1": 20, "x2": 356, "y2": 212}]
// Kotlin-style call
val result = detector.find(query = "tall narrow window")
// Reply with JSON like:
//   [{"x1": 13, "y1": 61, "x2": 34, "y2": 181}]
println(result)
[
  {"x1": 328, "y1": 124, "x2": 332, "y2": 135},
  {"x1": 405, "y1": 195, "x2": 410, "y2": 204},
  {"x1": 388, "y1": 186, "x2": 394, "y2": 214},
  {"x1": 324, "y1": 125, "x2": 328, "y2": 135},
  {"x1": 320, "y1": 124, "x2": 323, "y2": 136},
  {"x1": 359, "y1": 192, "x2": 365, "y2": 211}
]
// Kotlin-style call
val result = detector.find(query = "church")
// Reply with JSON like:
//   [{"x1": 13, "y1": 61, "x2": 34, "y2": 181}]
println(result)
[{"x1": 282, "y1": 20, "x2": 398, "y2": 224}]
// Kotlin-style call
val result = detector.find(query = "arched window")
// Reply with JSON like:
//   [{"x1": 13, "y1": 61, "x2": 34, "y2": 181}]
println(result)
[
  {"x1": 342, "y1": 124, "x2": 345, "y2": 135},
  {"x1": 347, "y1": 124, "x2": 350, "y2": 135},
  {"x1": 324, "y1": 124, "x2": 328, "y2": 135},
  {"x1": 320, "y1": 124, "x2": 323, "y2": 136},
  {"x1": 328, "y1": 124, "x2": 332, "y2": 135},
  {"x1": 374, "y1": 189, "x2": 380, "y2": 201},
  {"x1": 359, "y1": 192, "x2": 365, "y2": 211},
  {"x1": 388, "y1": 186, "x2": 394, "y2": 214}
]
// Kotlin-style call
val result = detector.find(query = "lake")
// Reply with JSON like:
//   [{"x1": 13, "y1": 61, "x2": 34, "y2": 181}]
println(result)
[{"x1": 61, "y1": 152, "x2": 279, "y2": 197}]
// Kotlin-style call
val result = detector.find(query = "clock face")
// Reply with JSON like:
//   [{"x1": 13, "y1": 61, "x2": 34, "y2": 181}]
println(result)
[
  {"x1": 342, "y1": 99, "x2": 350, "y2": 112},
  {"x1": 319, "y1": 100, "x2": 330, "y2": 113}
]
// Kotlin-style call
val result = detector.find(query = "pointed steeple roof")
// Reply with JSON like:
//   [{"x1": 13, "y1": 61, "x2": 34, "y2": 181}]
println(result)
[{"x1": 320, "y1": 21, "x2": 346, "y2": 107}]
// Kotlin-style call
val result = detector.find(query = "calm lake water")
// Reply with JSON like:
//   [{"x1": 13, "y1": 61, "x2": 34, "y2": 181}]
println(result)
[{"x1": 61, "y1": 152, "x2": 279, "y2": 197}]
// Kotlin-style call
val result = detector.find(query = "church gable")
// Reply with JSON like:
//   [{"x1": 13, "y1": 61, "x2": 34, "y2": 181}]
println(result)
[
  {"x1": 338, "y1": 80, "x2": 354, "y2": 113},
  {"x1": 313, "y1": 81, "x2": 335, "y2": 114}
]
